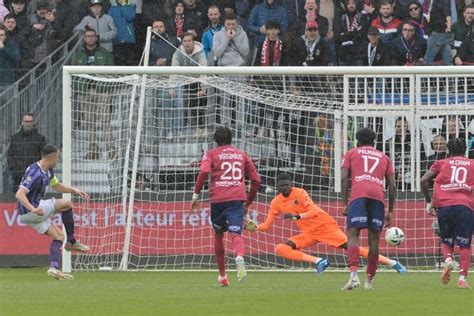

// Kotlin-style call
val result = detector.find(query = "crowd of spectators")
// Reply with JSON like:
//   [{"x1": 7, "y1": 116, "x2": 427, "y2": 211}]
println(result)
[{"x1": 0, "y1": 0, "x2": 472, "y2": 87}]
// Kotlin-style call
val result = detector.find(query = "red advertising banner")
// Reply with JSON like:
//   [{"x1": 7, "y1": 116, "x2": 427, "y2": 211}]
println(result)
[{"x1": 0, "y1": 200, "x2": 440, "y2": 255}]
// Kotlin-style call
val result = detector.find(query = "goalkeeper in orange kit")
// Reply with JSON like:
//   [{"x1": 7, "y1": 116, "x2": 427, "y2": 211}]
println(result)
[{"x1": 246, "y1": 173, "x2": 406, "y2": 274}]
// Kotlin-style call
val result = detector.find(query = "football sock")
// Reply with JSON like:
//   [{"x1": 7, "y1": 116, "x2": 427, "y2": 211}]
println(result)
[
  {"x1": 214, "y1": 234, "x2": 226, "y2": 277},
  {"x1": 232, "y1": 234, "x2": 244, "y2": 258},
  {"x1": 50, "y1": 240, "x2": 62, "y2": 269},
  {"x1": 275, "y1": 243, "x2": 321, "y2": 264},
  {"x1": 61, "y1": 209, "x2": 76, "y2": 244},
  {"x1": 459, "y1": 247, "x2": 471, "y2": 277},
  {"x1": 358, "y1": 247, "x2": 393, "y2": 266},
  {"x1": 366, "y1": 252, "x2": 378, "y2": 279},
  {"x1": 442, "y1": 244, "x2": 454, "y2": 262},
  {"x1": 348, "y1": 244, "x2": 359, "y2": 272}
]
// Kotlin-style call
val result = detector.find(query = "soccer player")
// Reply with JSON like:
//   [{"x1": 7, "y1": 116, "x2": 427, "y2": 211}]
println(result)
[
  {"x1": 246, "y1": 172, "x2": 405, "y2": 276},
  {"x1": 421, "y1": 138, "x2": 474, "y2": 289},
  {"x1": 16, "y1": 144, "x2": 90, "y2": 280},
  {"x1": 340, "y1": 127, "x2": 397, "y2": 290},
  {"x1": 191, "y1": 126, "x2": 261, "y2": 286}
]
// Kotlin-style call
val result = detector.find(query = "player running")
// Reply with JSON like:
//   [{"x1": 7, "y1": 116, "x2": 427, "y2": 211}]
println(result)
[
  {"x1": 191, "y1": 126, "x2": 261, "y2": 286},
  {"x1": 421, "y1": 138, "x2": 474, "y2": 289},
  {"x1": 16, "y1": 144, "x2": 90, "y2": 280},
  {"x1": 246, "y1": 172, "x2": 405, "y2": 278},
  {"x1": 340, "y1": 127, "x2": 397, "y2": 290}
]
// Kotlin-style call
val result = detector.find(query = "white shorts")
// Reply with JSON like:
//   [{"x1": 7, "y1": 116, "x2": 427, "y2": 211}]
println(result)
[{"x1": 19, "y1": 198, "x2": 56, "y2": 234}]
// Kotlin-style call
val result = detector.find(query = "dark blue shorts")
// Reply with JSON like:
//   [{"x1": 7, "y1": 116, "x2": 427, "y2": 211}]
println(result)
[
  {"x1": 210, "y1": 201, "x2": 245, "y2": 234},
  {"x1": 347, "y1": 197, "x2": 385, "y2": 231},
  {"x1": 437, "y1": 205, "x2": 473, "y2": 248}
]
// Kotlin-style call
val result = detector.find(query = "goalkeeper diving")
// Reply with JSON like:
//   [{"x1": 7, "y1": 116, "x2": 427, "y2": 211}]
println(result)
[{"x1": 246, "y1": 172, "x2": 406, "y2": 274}]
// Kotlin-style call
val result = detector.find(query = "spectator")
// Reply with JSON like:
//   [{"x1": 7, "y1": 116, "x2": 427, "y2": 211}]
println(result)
[
  {"x1": 171, "y1": 32, "x2": 207, "y2": 139},
  {"x1": 370, "y1": 0, "x2": 401, "y2": 44},
  {"x1": 0, "y1": 0, "x2": 9, "y2": 21},
  {"x1": 213, "y1": 12, "x2": 249, "y2": 132},
  {"x1": 201, "y1": 4, "x2": 222, "y2": 61},
  {"x1": 52, "y1": 0, "x2": 86, "y2": 44},
  {"x1": 424, "y1": 0, "x2": 453, "y2": 64},
  {"x1": 71, "y1": 28, "x2": 116, "y2": 160},
  {"x1": 74, "y1": 0, "x2": 117, "y2": 53},
  {"x1": 167, "y1": 0, "x2": 193, "y2": 39},
  {"x1": 248, "y1": 0, "x2": 288, "y2": 48},
  {"x1": 423, "y1": 134, "x2": 447, "y2": 172},
  {"x1": 406, "y1": 1, "x2": 429, "y2": 41},
  {"x1": 213, "y1": 12, "x2": 249, "y2": 66},
  {"x1": 365, "y1": 26, "x2": 393, "y2": 66},
  {"x1": 336, "y1": 0, "x2": 368, "y2": 66},
  {"x1": 452, "y1": 4, "x2": 473, "y2": 50},
  {"x1": 292, "y1": 0, "x2": 329, "y2": 39},
  {"x1": 149, "y1": 18, "x2": 179, "y2": 66},
  {"x1": 253, "y1": 20, "x2": 288, "y2": 140},
  {"x1": 390, "y1": 21, "x2": 426, "y2": 65},
  {"x1": 26, "y1": 1, "x2": 59, "y2": 68},
  {"x1": 184, "y1": 0, "x2": 205, "y2": 39},
  {"x1": 385, "y1": 116, "x2": 413, "y2": 190},
  {"x1": 318, "y1": 0, "x2": 345, "y2": 38},
  {"x1": 3, "y1": 14, "x2": 25, "y2": 57},
  {"x1": 8, "y1": 0, "x2": 28, "y2": 32},
  {"x1": 290, "y1": 21, "x2": 330, "y2": 67},
  {"x1": 454, "y1": 31, "x2": 474, "y2": 64},
  {"x1": 148, "y1": 18, "x2": 182, "y2": 140},
  {"x1": 280, "y1": 0, "x2": 305, "y2": 25},
  {"x1": 137, "y1": 0, "x2": 171, "y2": 49},
  {"x1": 108, "y1": 0, "x2": 136, "y2": 65},
  {"x1": 0, "y1": 24, "x2": 19, "y2": 90},
  {"x1": 6, "y1": 112, "x2": 46, "y2": 192}
]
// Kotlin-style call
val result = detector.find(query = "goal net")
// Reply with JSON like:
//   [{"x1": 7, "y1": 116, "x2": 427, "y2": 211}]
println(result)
[{"x1": 63, "y1": 66, "x2": 474, "y2": 271}]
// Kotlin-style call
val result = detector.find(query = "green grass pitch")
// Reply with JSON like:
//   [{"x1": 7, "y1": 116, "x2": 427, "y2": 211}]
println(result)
[{"x1": 0, "y1": 268, "x2": 472, "y2": 315}]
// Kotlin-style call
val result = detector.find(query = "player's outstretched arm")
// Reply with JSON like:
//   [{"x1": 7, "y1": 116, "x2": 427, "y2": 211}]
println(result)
[
  {"x1": 52, "y1": 183, "x2": 90, "y2": 199},
  {"x1": 341, "y1": 168, "x2": 350, "y2": 216},
  {"x1": 420, "y1": 170, "x2": 437, "y2": 216}
]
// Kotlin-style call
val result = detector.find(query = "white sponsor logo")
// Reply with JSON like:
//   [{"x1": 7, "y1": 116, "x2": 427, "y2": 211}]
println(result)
[
  {"x1": 372, "y1": 219, "x2": 383, "y2": 226},
  {"x1": 351, "y1": 216, "x2": 367, "y2": 223},
  {"x1": 354, "y1": 174, "x2": 383, "y2": 185},
  {"x1": 228, "y1": 225, "x2": 241, "y2": 232}
]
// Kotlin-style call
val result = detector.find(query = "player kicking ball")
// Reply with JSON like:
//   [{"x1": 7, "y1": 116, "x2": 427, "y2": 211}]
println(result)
[
  {"x1": 191, "y1": 127, "x2": 261, "y2": 286},
  {"x1": 246, "y1": 172, "x2": 405, "y2": 279},
  {"x1": 421, "y1": 138, "x2": 474, "y2": 289},
  {"x1": 16, "y1": 145, "x2": 90, "y2": 280},
  {"x1": 340, "y1": 127, "x2": 397, "y2": 290}
]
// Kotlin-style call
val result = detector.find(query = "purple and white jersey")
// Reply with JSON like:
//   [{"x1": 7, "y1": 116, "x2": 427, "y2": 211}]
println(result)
[{"x1": 17, "y1": 162, "x2": 58, "y2": 215}]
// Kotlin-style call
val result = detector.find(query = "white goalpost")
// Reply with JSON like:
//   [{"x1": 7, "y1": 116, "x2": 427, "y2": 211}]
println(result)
[{"x1": 62, "y1": 66, "x2": 474, "y2": 272}]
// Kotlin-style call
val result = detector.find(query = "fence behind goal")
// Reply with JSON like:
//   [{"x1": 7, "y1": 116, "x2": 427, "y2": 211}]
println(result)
[{"x1": 62, "y1": 66, "x2": 474, "y2": 271}]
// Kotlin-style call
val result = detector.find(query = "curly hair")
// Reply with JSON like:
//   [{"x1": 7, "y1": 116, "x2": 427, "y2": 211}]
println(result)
[
  {"x1": 214, "y1": 126, "x2": 232, "y2": 146},
  {"x1": 447, "y1": 138, "x2": 466, "y2": 156},
  {"x1": 356, "y1": 127, "x2": 376, "y2": 146}
]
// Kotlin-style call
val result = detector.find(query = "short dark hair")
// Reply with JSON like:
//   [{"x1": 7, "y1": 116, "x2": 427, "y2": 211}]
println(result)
[
  {"x1": 41, "y1": 144, "x2": 59, "y2": 157},
  {"x1": 3, "y1": 13, "x2": 16, "y2": 21},
  {"x1": 181, "y1": 31, "x2": 194, "y2": 41},
  {"x1": 84, "y1": 27, "x2": 97, "y2": 35},
  {"x1": 277, "y1": 172, "x2": 292, "y2": 182},
  {"x1": 447, "y1": 138, "x2": 466, "y2": 156},
  {"x1": 152, "y1": 18, "x2": 166, "y2": 26},
  {"x1": 214, "y1": 126, "x2": 232, "y2": 145},
  {"x1": 224, "y1": 12, "x2": 237, "y2": 21},
  {"x1": 265, "y1": 20, "x2": 280, "y2": 30},
  {"x1": 356, "y1": 127, "x2": 376, "y2": 146}
]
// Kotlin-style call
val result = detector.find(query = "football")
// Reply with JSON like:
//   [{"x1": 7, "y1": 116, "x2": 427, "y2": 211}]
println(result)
[{"x1": 385, "y1": 227, "x2": 405, "y2": 246}]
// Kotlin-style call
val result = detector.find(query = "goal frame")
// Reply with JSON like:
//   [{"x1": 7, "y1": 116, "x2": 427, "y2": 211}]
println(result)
[{"x1": 62, "y1": 66, "x2": 474, "y2": 272}]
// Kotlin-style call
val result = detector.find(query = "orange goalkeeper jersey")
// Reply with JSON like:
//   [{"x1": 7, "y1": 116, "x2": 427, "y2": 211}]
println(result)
[{"x1": 257, "y1": 187, "x2": 338, "y2": 233}]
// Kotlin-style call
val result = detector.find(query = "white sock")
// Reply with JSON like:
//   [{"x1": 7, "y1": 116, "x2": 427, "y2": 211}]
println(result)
[
  {"x1": 389, "y1": 260, "x2": 396, "y2": 267},
  {"x1": 459, "y1": 275, "x2": 466, "y2": 281},
  {"x1": 350, "y1": 271, "x2": 358, "y2": 279}
]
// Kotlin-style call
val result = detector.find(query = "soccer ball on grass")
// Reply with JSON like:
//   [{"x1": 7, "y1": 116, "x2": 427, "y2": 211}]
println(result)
[{"x1": 385, "y1": 227, "x2": 405, "y2": 246}]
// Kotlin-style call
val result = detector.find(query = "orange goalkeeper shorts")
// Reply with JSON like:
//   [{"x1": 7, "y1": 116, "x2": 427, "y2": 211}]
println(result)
[{"x1": 289, "y1": 224, "x2": 348, "y2": 249}]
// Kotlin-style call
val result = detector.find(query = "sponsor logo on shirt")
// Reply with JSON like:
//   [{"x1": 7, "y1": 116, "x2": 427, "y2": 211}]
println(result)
[{"x1": 354, "y1": 174, "x2": 383, "y2": 185}]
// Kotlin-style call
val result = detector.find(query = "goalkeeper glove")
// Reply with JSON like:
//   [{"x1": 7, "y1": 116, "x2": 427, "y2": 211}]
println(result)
[
  {"x1": 283, "y1": 213, "x2": 301, "y2": 221},
  {"x1": 244, "y1": 219, "x2": 258, "y2": 232},
  {"x1": 426, "y1": 202, "x2": 435, "y2": 216}
]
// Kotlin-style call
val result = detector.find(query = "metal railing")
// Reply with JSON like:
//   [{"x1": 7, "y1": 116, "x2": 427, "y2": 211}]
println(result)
[{"x1": 0, "y1": 32, "x2": 83, "y2": 193}]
